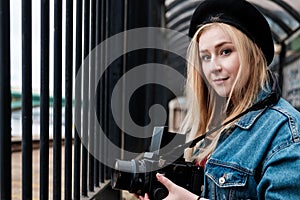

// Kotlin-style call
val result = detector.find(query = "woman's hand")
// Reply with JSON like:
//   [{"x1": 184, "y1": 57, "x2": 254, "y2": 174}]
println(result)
[
  {"x1": 139, "y1": 173, "x2": 207, "y2": 200},
  {"x1": 138, "y1": 193, "x2": 150, "y2": 200}
]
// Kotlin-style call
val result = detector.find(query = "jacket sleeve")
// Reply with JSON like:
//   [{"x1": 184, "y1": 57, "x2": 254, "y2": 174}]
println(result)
[{"x1": 257, "y1": 142, "x2": 300, "y2": 199}]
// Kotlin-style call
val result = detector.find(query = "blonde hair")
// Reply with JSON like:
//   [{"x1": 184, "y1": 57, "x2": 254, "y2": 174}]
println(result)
[{"x1": 182, "y1": 23, "x2": 269, "y2": 161}]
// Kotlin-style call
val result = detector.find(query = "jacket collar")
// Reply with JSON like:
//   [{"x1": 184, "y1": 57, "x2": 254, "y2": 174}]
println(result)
[
  {"x1": 235, "y1": 70, "x2": 282, "y2": 130},
  {"x1": 235, "y1": 84, "x2": 273, "y2": 130}
]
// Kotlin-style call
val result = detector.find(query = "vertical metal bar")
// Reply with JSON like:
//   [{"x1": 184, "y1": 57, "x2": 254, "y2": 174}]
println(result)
[
  {"x1": 82, "y1": 0, "x2": 90, "y2": 196},
  {"x1": 94, "y1": 0, "x2": 101, "y2": 187},
  {"x1": 74, "y1": 0, "x2": 83, "y2": 199},
  {"x1": 0, "y1": 0, "x2": 11, "y2": 198},
  {"x1": 105, "y1": 0, "x2": 123, "y2": 179},
  {"x1": 40, "y1": 0, "x2": 50, "y2": 199},
  {"x1": 65, "y1": 0, "x2": 73, "y2": 198},
  {"x1": 21, "y1": 0, "x2": 32, "y2": 199},
  {"x1": 99, "y1": 0, "x2": 106, "y2": 183},
  {"x1": 53, "y1": 0, "x2": 62, "y2": 198},
  {"x1": 89, "y1": 0, "x2": 96, "y2": 192},
  {"x1": 104, "y1": 0, "x2": 110, "y2": 181}
]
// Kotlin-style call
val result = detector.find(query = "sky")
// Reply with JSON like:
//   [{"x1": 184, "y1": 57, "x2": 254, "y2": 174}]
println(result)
[{"x1": 10, "y1": 0, "x2": 68, "y2": 97}]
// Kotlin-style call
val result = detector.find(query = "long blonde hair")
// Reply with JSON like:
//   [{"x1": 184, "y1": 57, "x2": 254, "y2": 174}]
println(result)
[{"x1": 182, "y1": 23, "x2": 269, "y2": 161}]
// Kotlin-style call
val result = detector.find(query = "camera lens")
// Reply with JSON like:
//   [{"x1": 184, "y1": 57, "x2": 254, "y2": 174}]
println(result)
[
  {"x1": 111, "y1": 159, "x2": 136, "y2": 191},
  {"x1": 153, "y1": 187, "x2": 168, "y2": 199},
  {"x1": 111, "y1": 158, "x2": 151, "y2": 195}
]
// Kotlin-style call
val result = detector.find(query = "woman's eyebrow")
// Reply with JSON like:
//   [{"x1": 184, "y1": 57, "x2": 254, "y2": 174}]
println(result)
[
  {"x1": 199, "y1": 49, "x2": 208, "y2": 54},
  {"x1": 199, "y1": 41, "x2": 233, "y2": 53},
  {"x1": 215, "y1": 41, "x2": 233, "y2": 49}
]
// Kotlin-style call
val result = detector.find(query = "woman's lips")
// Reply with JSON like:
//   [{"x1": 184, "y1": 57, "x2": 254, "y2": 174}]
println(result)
[{"x1": 213, "y1": 77, "x2": 229, "y2": 84}]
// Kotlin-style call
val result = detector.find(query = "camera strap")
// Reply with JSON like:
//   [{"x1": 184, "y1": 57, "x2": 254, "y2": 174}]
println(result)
[
  {"x1": 188, "y1": 91, "x2": 278, "y2": 148},
  {"x1": 161, "y1": 72, "x2": 280, "y2": 159}
]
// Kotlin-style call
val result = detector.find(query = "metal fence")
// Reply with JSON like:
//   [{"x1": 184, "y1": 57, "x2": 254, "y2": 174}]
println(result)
[
  {"x1": 2, "y1": 0, "x2": 300, "y2": 199},
  {"x1": 0, "y1": 0, "x2": 166, "y2": 199}
]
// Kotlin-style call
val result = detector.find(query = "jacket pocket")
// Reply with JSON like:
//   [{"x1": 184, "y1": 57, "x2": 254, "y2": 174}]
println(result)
[
  {"x1": 206, "y1": 162, "x2": 248, "y2": 188},
  {"x1": 204, "y1": 161, "x2": 258, "y2": 200}
]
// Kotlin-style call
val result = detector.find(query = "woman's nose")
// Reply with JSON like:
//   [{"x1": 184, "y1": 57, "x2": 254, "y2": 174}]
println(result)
[{"x1": 211, "y1": 58, "x2": 222, "y2": 72}]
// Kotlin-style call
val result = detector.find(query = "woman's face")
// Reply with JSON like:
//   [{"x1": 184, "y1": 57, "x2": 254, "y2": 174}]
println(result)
[{"x1": 198, "y1": 26, "x2": 241, "y2": 97}]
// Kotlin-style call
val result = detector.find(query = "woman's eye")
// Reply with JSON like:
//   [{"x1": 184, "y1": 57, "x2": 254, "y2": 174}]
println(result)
[
  {"x1": 221, "y1": 49, "x2": 232, "y2": 55},
  {"x1": 201, "y1": 55, "x2": 211, "y2": 61}
]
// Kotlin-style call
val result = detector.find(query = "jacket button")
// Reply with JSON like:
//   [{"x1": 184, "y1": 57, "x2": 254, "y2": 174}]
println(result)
[{"x1": 219, "y1": 177, "x2": 226, "y2": 185}]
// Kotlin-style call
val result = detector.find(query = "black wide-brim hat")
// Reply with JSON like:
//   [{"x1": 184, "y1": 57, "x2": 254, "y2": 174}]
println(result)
[{"x1": 189, "y1": 0, "x2": 274, "y2": 65}]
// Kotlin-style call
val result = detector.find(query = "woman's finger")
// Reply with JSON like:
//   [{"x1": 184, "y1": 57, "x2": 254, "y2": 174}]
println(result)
[
  {"x1": 156, "y1": 173, "x2": 174, "y2": 191},
  {"x1": 139, "y1": 193, "x2": 150, "y2": 200}
]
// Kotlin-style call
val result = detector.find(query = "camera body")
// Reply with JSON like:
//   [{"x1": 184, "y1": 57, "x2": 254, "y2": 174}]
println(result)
[{"x1": 111, "y1": 127, "x2": 204, "y2": 200}]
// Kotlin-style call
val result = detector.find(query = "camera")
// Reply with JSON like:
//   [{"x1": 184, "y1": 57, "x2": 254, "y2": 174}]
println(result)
[{"x1": 111, "y1": 127, "x2": 204, "y2": 200}]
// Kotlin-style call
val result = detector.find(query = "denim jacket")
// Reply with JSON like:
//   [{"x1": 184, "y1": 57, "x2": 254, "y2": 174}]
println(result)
[{"x1": 202, "y1": 88, "x2": 300, "y2": 199}]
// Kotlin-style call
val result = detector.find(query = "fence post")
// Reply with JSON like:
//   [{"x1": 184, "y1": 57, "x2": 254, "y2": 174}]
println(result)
[
  {"x1": 81, "y1": 0, "x2": 90, "y2": 196},
  {"x1": 74, "y1": 0, "x2": 83, "y2": 199},
  {"x1": 40, "y1": 0, "x2": 50, "y2": 199},
  {"x1": 40, "y1": 0, "x2": 50, "y2": 200},
  {"x1": 89, "y1": 0, "x2": 96, "y2": 192},
  {"x1": 65, "y1": 0, "x2": 74, "y2": 199},
  {"x1": 21, "y1": 0, "x2": 33, "y2": 199},
  {"x1": 0, "y1": 0, "x2": 11, "y2": 198},
  {"x1": 53, "y1": 0, "x2": 63, "y2": 198}
]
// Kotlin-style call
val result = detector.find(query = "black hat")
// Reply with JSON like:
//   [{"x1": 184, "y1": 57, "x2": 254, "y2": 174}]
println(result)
[{"x1": 189, "y1": 0, "x2": 274, "y2": 65}]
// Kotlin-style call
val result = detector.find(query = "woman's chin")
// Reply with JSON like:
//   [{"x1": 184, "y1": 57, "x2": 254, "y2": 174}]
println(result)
[{"x1": 215, "y1": 90, "x2": 229, "y2": 98}]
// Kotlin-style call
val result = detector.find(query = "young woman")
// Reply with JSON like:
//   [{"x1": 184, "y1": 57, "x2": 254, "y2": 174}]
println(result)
[{"x1": 140, "y1": 0, "x2": 300, "y2": 199}]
